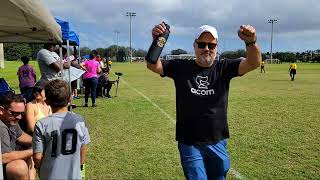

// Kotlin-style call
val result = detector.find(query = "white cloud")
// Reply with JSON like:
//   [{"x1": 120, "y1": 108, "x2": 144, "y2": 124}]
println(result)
[{"x1": 44, "y1": 0, "x2": 320, "y2": 52}]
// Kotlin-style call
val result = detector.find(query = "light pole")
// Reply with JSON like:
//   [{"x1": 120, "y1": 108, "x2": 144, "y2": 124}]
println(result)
[
  {"x1": 126, "y1": 12, "x2": 136, "y2": 63},
  {"x1": 268, "y1": 19, "x2": 277, "y2": 63},
  {"x1": 114, "y1": 30, "x2": 120, "y2": 60}
]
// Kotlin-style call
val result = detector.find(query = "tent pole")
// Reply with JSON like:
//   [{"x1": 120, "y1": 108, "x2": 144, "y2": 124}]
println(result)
[
  {"x1": 59, "y1": 45, "x2": 63, "y2": 80},
  {"x1": 67, "y1": 40, "x2": 73, "y2": 111},
  {"x1": 0, "y1": 43, "x2": 4, "y2": 69}
]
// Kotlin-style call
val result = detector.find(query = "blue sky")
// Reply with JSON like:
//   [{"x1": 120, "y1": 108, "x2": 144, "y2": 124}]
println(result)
[{"x1": 44, "y1": 0, "x2": 320, "y2": 54}]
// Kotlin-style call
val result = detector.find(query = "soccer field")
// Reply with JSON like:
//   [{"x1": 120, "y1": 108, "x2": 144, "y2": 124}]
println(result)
[{"x1": 1, "y1": 61, "x2": 319, "y2": 179}]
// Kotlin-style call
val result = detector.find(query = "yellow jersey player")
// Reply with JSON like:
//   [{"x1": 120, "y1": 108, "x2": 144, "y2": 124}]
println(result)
[{"x1": 289, "y1": 61, "x2": 297, "y2": 81}]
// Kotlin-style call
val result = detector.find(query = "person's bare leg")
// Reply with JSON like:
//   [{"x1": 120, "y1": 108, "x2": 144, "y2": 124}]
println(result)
[
  {"x1": 26, "y1": 157, "x2": 36, "y2": 179},
  {"x1": 6, "y1": 159, "x2": 29, "y2": 180},
  {"x1": 74, "y1": 89, "x2": 78, "y2": 97}
]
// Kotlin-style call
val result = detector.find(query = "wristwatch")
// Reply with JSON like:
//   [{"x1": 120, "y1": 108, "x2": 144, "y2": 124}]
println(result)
[{"x1": 245, "y1": 41, "x2": 256, "y2": 46}]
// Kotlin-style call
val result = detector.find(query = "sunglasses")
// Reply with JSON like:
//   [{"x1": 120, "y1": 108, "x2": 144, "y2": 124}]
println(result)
[
  {"x1": 196, "y1": 42, "x2": 217, "y2": 50},
  {"x1": 5, "y1": 109, "x2": 24, "y2": 117}
]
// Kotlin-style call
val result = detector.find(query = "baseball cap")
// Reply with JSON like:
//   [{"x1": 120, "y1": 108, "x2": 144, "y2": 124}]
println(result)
[{"x1": 195, "y1": 25, "x2": 218, "y2": 40}]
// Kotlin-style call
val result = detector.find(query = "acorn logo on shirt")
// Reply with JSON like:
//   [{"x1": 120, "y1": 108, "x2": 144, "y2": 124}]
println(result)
[{"x1": 191, "y1": 76, "x2": 215, "y2": 95}]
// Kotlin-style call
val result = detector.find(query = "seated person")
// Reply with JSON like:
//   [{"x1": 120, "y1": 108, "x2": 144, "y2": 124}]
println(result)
[
  {"x1": 25, "y1": 86, "x2": 51, "y2": 134},
  {"x1": 97, "y1": 61, "x2": 115, "y2": 98},
  {"x1": 0, "y1": 94, "x2": 35, "y2": 179}
]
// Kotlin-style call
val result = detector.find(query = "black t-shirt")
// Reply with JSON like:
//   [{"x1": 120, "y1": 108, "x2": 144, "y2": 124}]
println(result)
[{"x1": 162, "y1": 58, "x2": 241, "y2": 144}]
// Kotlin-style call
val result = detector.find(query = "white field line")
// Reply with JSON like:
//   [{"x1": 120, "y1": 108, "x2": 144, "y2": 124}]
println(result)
[
  {"x1": 120, "y1": 79, "x2": 175, "y2": 123},
  {"x1": 121, "y1": 79, "x2": 245, "y2": 180}
]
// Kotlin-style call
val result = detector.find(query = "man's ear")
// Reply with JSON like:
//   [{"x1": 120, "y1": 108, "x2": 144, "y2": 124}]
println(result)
[{"x1": 0, "y1": 106, "x2": 5, "y2": 116}]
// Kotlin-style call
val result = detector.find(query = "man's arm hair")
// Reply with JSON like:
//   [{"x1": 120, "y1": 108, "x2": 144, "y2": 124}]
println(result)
[
  {"x1": 2, "y1": 149, "x2": 33, "y2": 164},
  {"x1": 146, "y1": 59, "x2": 164, "y2": 75},
  {"x1": 80, "y1": 145, "x2": 87, "y2": 165},
  {"x1": 33, "y1": 152, "x2": 43, "y2": 169},
  {"x1": 238, "y1": 44, "x2": 262, "y2": 75},
  {"x1": 17, "y1": 132, "x2": 32, "y2": 146}
]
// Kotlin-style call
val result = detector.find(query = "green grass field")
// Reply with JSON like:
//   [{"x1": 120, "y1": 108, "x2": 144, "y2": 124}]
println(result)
[{"x1": 1, "y1": 61, "x2": 319, "y2": 179}]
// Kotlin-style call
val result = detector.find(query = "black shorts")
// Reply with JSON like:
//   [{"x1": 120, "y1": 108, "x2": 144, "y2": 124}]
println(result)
[
  {"x1": 2, "y1": 163, "x2": 7, "y2": 180},
  {"x1": 71, "y1": 80, "x2": 77, "y2": 89},
  {"x1": 290, "y1": 69, "x2": 296, "y2": 74}
]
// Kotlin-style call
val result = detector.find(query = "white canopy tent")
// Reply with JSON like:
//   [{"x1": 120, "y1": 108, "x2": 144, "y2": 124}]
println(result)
[
  {"x1": 0, "y1": 0, "x2": 62, "y2": 68},
  {"x1": 0, "y1": 0, "x2": 62, "y2": 43}
]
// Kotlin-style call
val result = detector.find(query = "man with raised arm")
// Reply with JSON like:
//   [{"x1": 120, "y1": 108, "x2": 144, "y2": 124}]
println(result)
[{"x1": 146, "y1": 23, "x2": 261, "y2": 179}]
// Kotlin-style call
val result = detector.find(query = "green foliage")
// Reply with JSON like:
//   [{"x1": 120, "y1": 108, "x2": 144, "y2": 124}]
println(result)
[
  {"x1": 105, "y1": 45, "x2": 118, "y2": 58},
  {"x1": 104, "y1": 45, "x2": 130, "y2": 62},
  {"x1": 117, "y1": 48, "x2": 127, "y2": 62},
  {"x1": 312, "y1": 55, "x2": 320, "y2": 62},
  {"x1": 134, "y1": 49, "x2": 147, "y2": 57},
  {"x1": 221, "y1": 49, "x2": 246, "y2": 59},
  {"x1": 171, "y1": 48, "x2": 187, "y2": 55},
  {"x1": 96, "y1": 48, "x2": 107, "y2": 58},
  {"x1": 273, "y1": 52, "x2": 296, "y2": 62},
  {"x1": 29, "y1": 43, "x2": 44, "y2": 60},
  {"x1": 80, "y1": 46, "x2": 91, "y2": 56},
  {"x1": 264, "y1": 51, "x2": 320, "y2": 63},
  {"x1": 4, "y1": 43, "x2": 32, "y2": 61}
]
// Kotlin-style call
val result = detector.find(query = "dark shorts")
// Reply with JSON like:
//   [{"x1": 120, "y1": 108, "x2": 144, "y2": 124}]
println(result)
[
  {"x1": 2, "y1": 163, "x2": 7, "y2": 180},
  {"x1": 71, "y1": 80, "x2": 77, "y2": 89},
  {"x1": 290, "y1": 69, "x2": 296, "y2": 74}
]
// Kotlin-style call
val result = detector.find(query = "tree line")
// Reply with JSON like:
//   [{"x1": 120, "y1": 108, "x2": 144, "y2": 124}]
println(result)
[
  {"x1": 220, "y1": 49, "x2": 320, "y2": 62},
  {"x1": 3, "y1": 43, "x2": 320, "y2": 63}
]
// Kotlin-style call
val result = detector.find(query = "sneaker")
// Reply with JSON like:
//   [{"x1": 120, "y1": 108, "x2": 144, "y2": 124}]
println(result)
[
  {"x1": 73, "y1": 96, "x2": 80, "y2": 99},
  {"x1": 68, "y1": 104, "x2": 77, "y2": 111},
  {"x1": 92, "y1": 104, "x2": 97, "y2": 107},
  {"x1": 106, "y1": 94, "x2": 112, "y2": 98},
  {"x1": 81, "y1": 163, "x2": 86, "y2": 179},
  {"x1": 83, "y1": 104, "x2": 88, "y2": 107}
]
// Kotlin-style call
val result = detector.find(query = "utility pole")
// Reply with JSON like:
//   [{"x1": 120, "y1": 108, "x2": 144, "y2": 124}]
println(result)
[
  {"x1": 126, "y1": 12, "x2": 136, "y2": 63},
  {"x1": 114, "y1": 30, "x2": 120, "y2": 60},
  {"x1": 268, "y1": 19, "x2": 277, "y2": 63}
]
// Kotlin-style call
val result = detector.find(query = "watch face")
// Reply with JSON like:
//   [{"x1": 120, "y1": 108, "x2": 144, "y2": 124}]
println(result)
[{"x1": 157, "y1": 37, "x2": 166, "y2": 47}]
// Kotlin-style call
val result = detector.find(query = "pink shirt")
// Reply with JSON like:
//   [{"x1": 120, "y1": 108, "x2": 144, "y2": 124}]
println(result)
[{"x1": 83, "y1": 59, "x2": 99, "y2": 79}]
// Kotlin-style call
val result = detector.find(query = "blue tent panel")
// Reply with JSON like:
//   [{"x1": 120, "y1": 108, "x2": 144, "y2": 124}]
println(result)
[
  {"x1": 55, "y1": 17, "x2": 79, "y2": 46},
  {"x1": 54, "y1": 17, "x2": 69, "y2": 41},
  {"x1": 83, "y1": 54, "x2": 90, "y2": 59},
  {"x1": 68, "y1": 31, "x2": 79, "y2": 46}
]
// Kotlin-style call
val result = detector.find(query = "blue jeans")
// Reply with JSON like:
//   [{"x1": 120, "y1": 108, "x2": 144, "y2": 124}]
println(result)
[
  {"x1": 178, "y1": 140, "x2": 230, "y2": 180},
  {"x1": 83, "y1": 77, "x2": 98, "y2": 105}
]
